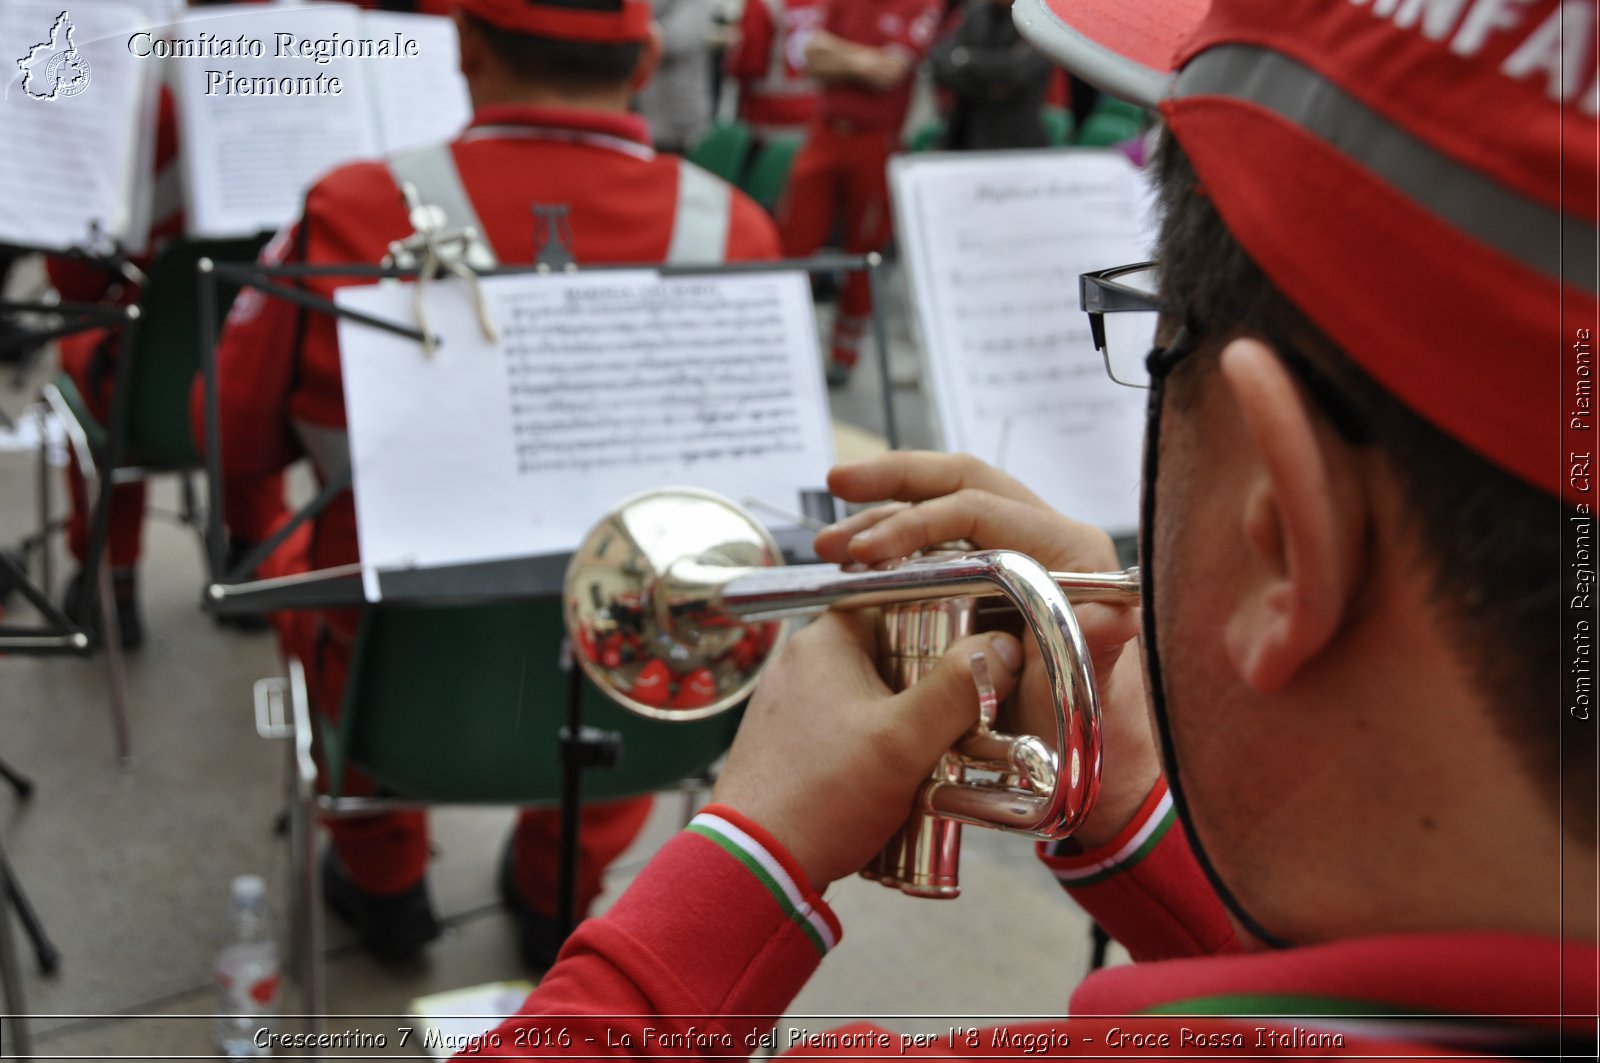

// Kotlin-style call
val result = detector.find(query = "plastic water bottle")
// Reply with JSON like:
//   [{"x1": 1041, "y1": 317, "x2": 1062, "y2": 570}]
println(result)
[{"x1": 213, "y1": 875, "x2": 282, "y2": 1059}]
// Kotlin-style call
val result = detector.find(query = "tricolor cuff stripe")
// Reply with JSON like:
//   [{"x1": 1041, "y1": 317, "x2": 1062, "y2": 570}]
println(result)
[
  {"x1": 1045, "y1": 785, "x2": 1175, "y2": 886},
  {"x1": 686, "y1": 810, "x2": 840, "y2": 956}
]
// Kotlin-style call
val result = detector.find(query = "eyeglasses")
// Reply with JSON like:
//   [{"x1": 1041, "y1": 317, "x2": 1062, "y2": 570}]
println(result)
[
  {"x1": 1079, "y1": 261, "x2": 1167, "y2": 388},
  {"x1": 1079, "y1": 261, "x2": 1374, "y2": 444}
]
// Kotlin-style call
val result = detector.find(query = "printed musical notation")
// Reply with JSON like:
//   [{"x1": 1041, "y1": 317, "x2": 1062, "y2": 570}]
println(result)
[
  {"x1": 0, "y1": 1, "x2": 157, "y2": 250},
  {"x1": 495, "y1": 281, "x2": 815, "y2": 475},
  {"x1": 173, "y1": 6, "x2": 470, "y2": 237},
  {"x1": 335, "y1": 269, "x2": 833, "y2": 601},
  {"x1": 891, "y1": 152, "x2": 1157, "y2": 533}
]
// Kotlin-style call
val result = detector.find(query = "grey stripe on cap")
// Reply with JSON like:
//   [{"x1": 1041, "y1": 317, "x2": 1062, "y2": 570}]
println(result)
[
  {"x1": 385, "y1": 144, "x2": 499, "y2": 270},
  {"x1": 1011, "y1": 0, "x2": 1175, "y2": 109},
  {"x1": 1175, "y1": 44, "x2": 1597, "y2": 294}
]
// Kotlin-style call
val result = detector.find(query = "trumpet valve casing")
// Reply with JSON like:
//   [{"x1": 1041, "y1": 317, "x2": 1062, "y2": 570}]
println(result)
[{"x1": 871, "y1": 587, "x2": 979, "y2": 898}]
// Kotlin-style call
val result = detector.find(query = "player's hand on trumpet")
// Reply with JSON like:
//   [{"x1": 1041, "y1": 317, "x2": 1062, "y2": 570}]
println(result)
[
  {"x1": 814, "y1": 451, "x2": 1159, "y2": 850},
  {"x1": 713, "y1": 612, "x2": 1025, "y2": 891}
]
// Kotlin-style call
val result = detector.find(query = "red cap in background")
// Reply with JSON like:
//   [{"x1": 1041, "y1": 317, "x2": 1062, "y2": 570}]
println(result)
[{"x1": 453, "y1": 0, "x2": 651, "y2": 42}]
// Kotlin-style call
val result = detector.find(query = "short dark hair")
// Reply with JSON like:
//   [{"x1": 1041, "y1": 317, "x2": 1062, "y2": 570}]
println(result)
[
  {"x1": 465, "y1": 0, "x2": 643, "y2": 92},
  {"x1": 1149, "y1": 133, "x2": 1593, "y2": 839}
]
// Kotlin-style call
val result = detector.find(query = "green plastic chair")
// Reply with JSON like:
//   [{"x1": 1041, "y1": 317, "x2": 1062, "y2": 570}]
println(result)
[
  {"x1": 50, "y1": 235, "x2": 267, "y2": 471},
  {"x1": 1076, "y1": 96, "x2": 1147, "y2": 147},
  {"x1": 260, "y1": 599, "x2": 741, "y2": 1017},
  {"x1": 906, "y1": 120, "x2": 946, "y2": 153},
  {"x1": 686, "y1": 120, "x2": 754, "y2": 184},
  {"x1": 1040, "y1": 106, "x2": 1075, "y2": 148},
  {"x1": 740, "y1": 136, "x2": 802, "y2": 214},
  {"x1": 328, "y1": 601, "x2": 739, "y2": 802}
]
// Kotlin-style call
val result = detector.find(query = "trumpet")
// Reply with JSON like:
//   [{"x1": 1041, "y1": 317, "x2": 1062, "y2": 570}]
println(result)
[{"x1": 564, "y1": 487, "x2": 1140, "y2": 898}]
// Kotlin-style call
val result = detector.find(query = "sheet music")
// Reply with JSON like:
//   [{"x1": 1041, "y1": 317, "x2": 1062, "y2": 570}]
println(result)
[
  {"x1": 337, "y1": 270, "x2": 835, "y2": 601},
  {"x1": 0, "y1": 2, "x2": 159, "y2": 250},
  {"x1": 364, "y1": 12, "x2": 470, "y2": 156},
  {"x1": 891, "y1": 150, "x2": 1157, "y2": 535},
  {"x1": 172, "y1": 4, "x2": 381, "y2": 237}
]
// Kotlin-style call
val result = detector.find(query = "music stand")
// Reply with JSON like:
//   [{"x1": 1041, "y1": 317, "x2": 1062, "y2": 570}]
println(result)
[
  {"x1": 197, "y1": 251, "x2": 896, "y2": 616},
  {"x1": 0, "y1": 272, "x2": 136, "y2": 758},
  {"x1": 1, "y1": 296, "x2": 140, "y2": 765},
  {"x1": 0, "y1": 244, "x2": 130, "y2": 1053}
]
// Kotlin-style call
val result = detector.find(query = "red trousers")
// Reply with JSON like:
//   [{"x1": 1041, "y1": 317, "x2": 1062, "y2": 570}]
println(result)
[
  {"x1": 61, "y1": 330, "x2": 285, "y2": 568},
  {"x1": 269, "y1": 530, "x2": 651, "y2": 915},
  {"x1": 777, "y1": 124, "x2": 898, "y2": 364}
]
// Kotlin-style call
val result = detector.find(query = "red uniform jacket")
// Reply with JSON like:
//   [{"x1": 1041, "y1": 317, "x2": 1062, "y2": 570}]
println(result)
[
  {"x1": 814, "y1": 0, "x2": 941, "y2": 133},
  {"x1": 726, "y1": 0, "x2": 824, "y2": 138},
  {"x1": 463, "y1": 786, "x2": 1598, "y2": 1061},
  {"x1": 198, "y1": 105, "x2": 780, "y2": 590}
]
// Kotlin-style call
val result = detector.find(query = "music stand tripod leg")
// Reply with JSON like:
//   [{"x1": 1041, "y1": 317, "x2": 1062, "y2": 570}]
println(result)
[
  {"x1": 34, "y1": 405, "x2": 51, "y2": 600},
  {"x1": 0, "y1": 842, "x2": 58, "y2": 978},
  {"x1": 95, "y1": 557, "x2": 132, "y2": 766},
  {"x1": 555, "y1": 645, "x2": 622, "y2": 944},
  {"x1": 0, "y1": 758, "x2": 31, "y2": 801},
  {"x1": 0, "y1": 876, "x2": 34, "y2": 1061},
  {"x1": 0, "y1": 831, "x2": 53, "y2": 1061},
  {"x1": 557, "y1": 659, "x2": 585, "y2": 943}
]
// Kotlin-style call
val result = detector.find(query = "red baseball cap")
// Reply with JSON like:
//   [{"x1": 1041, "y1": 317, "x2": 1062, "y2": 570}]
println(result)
[
  {"x1": 1015, "y1": 0, "x2": 1599, "y2": 505},
  {"x1": 453, "y1": 0, "x2": 651, "y2": 42}
]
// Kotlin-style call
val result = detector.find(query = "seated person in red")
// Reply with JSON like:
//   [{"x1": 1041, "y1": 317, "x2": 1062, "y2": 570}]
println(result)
[
  {"x1": 45, "y1": 26, "x2": 284, "y2": 649},
  {"x1": 199, "y1": 0, "x2": 781, "y2": 965},
  {"x1": 455, "y1": 0, "x2": 1597, "y2": 1052}
]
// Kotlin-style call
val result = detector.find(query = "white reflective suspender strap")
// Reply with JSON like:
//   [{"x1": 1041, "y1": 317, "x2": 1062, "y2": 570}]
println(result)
[
  {"x1": 293, "y1": 419, "x2": 351, "y2": 482},
  {"x1": 762, "y1": 0, "x2": 787, "y2": 85},
  {"x1": 666, "y1": 162, "x2": 732, "y2": 265},
  {"x1": 384, "y1": 143, "x2": 500, "y2": 270}
]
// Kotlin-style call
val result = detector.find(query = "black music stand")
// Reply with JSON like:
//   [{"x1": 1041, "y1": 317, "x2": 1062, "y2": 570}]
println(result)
[
  {"x1": 198, "y1": 252, "x2": 890, "y2": 1018},
  {"x1": 198, "y1": 251, "x2": 897, "y2": 616},
  {"x1": 0, "y1": 245, "x2": 133, "y2": 1050},
  {"x1": 1, "y1": 292, "x2": 142, "y2": 764}
]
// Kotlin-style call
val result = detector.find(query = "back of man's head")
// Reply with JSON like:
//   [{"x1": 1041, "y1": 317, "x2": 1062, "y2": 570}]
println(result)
[{"x1": 1013, "y1": 0, "x2": 1597, "y2": 843}]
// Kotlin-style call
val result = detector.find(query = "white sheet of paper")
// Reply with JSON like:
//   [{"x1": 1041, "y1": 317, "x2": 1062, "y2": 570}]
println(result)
[
  {"x1": 891, "y1": 150, "x2": 1157, "y2": 535},
  {"x1": 173, "y1": 4, "x2": 381, "y2": 237},
  {"x1": 0, "y1": 2, "x2": 159, "y2": 250},
  {"x1": 410, "y1": 982, "x2": 535, "y2": 1061},
  {"x1": 364, "y1": 12, "x2": 470, "y2": 156},
  {"x1": 337, "y1": 270, "x2": 836, "y2": 602}
]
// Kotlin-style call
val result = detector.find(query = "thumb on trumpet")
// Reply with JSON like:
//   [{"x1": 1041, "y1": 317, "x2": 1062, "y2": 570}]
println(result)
[
  {"x1": 878, "y1": 632, "x2": 1025, "y2": 770},
  {"x1": 712, "y1": 617, "x2": 1025, "y2": 892}
]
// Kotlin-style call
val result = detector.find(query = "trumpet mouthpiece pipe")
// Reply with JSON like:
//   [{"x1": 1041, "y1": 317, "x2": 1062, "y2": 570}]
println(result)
[
  {"x1": 699, "y1": 559, "x2": 1141, "y2": 622},
  {"x1": 1048, "y1": 567, "x2": 1141, "y2": 604}
]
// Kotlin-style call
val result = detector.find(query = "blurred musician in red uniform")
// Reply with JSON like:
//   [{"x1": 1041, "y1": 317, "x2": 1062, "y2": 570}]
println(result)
[
  {"x1": 198, "y1": 0, "x2": 780, "y2": 966},
  {"x1": 776, "y1": 0, "x2": 940, "y2": 384}
]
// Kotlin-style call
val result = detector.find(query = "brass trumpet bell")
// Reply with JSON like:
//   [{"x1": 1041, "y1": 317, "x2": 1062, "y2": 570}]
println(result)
[{"x1": 565, "y1": 488, "x2": 789, "y2": 721}]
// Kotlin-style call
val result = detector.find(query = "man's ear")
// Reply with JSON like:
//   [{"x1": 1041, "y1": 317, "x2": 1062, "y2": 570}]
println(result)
[
  {"x1": 630, "y1": 24, "x2": 664, "y2": 93},
  {"x1": 1218, "y1": 337, "x2": 1367, "y2": 693},
  {"x1": 453, "y1": 8, "x2": 484, "y2": 80}
]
